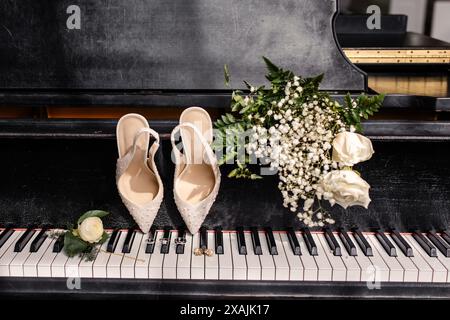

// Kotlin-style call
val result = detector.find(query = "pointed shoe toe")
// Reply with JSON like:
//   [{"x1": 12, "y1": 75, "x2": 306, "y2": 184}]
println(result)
[
  {"x1": 119, "y1": 189, "x2": 163, "y2": 233},
  {"x1": 174, "y1": 187, "x2": 219, "y2": 234},
  {"x1": 116, "y1": 113, "x2": 163, "y2": 233}
]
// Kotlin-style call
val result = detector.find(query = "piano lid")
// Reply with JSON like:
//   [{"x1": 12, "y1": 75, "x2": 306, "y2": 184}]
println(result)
[{"x1": 0, "y1": 0, "x2": 365, "y2": 92}]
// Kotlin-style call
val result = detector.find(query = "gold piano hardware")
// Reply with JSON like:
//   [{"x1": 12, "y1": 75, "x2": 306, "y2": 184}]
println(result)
[
  {"x1": 343, "y1": 49, "x2": 450, "y2": 64},
  {"x1": 368, "y1": 75, "x2": 448, "y2": 98}
]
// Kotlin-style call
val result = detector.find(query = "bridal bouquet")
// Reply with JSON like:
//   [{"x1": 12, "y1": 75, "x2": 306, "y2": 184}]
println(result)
[{"x1": 214, "y1": 58, "x2": 384, "y2": 227}]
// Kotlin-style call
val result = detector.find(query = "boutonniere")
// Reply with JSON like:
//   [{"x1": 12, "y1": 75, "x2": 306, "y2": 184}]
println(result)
[{"x1": 50, "y1": 210, "x2": 110, "y2": 261}]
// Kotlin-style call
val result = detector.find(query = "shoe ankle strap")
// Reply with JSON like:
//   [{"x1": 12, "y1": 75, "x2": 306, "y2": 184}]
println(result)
[
  {"x1": 132, "y1": 127, "x2": 160, "y2": 159},
  {"x1": 171, "y1": 122, "x2": 217, "y2": 166}
]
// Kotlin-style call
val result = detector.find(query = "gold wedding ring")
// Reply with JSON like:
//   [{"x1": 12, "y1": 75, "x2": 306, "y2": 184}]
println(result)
[
  {"x1": 203, "y1": 248, "x2": 214, "y2": 257},
  {"x1": 194, "y1": 248, "x2": 214, "y2": 256}
]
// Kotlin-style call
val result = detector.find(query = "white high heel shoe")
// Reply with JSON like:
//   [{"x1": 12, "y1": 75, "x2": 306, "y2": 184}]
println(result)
[
  {"x1": 171, "y1": 107, "x2": 221, "y2": 234},
  {"x1": 116, "y1": 113, "x2": 163, "y2": 233}
]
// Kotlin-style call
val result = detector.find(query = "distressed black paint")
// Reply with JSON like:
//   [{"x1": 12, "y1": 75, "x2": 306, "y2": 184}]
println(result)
[{"x1": 0, "y1": 138, "x2": 448, "y2": 232}]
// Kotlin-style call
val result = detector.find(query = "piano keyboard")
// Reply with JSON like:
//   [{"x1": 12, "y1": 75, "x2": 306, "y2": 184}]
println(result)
[{"x1": 1, "y1": 227, "x2": 450, "y2": 283}]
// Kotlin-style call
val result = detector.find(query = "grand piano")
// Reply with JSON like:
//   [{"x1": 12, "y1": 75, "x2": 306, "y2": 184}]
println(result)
[{"x1": 1, "y1": 0, "x2": 450, "y2": 299}]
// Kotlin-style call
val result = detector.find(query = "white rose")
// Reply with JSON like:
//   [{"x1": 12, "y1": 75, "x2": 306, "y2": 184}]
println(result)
[
  {"x1": 332, "y1": 132, "x2": 374, "y2": 166},
  {"x1": 78, "y1": 217, "x2": 104, "y2": 243},
  {"x1": 320, "y1": 170, "x2": 371, "y2": 209}
]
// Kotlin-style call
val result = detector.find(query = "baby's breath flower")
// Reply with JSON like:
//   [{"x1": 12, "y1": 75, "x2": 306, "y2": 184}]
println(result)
[{"x1": 245, "y1": 90, "x2": 346, "y2": 226}]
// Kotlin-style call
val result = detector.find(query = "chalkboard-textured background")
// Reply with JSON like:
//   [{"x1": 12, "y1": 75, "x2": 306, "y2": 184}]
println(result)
[
  {"x1": 0, "y1": 0, "x2": 365, "y2": 91},
  {"x1": 0, "y1": 138, "x2": 448, "y2": 232}
]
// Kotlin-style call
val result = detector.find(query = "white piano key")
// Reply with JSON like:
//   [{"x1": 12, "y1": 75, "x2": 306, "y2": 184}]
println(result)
[
  {"x1": 176, "y1": 233, "x2": 192, "y2": 279},
  {"x1": 0, "y1": 231, "x2": 24, "y2": 276},
  {"x1": 258, "y1": 231, "x2": 275, "y2": 280},
  {"x1": 434, "y1": 235, "x2": 450, "y2": 283},
  {"x1": 135, "y1": 232, "x2": 152, "y2": 279},
  {"x1": 315, "y1": 233, "x2": 346, "y2": 281},
  {"x1": 51, "y1": 250, "x2": 69, "y2": 278},
  {"x1": 334, "y1": 235, "x2": 362, "y2": 282},
  {"x1": 0, "y1": 231, "x2": 23, "y2": 277},
  {"x1": 10, "y1": 231, "x2": 39, "y2": 277},
  {"x1": 205, "y1": 231, "x2": 219, "y2": 280},
  {"x1": 435, "y1": 251, "x2": 450, "y2": 283},
  {"x1": 279, "y1": 233, "x2": 303, "y2": 281},
  {"x1": 0, "y1": 230, "x2": 21, "y2": 258},
  {"x1": 244, "y1": 232, "x2": 261, "y2": 280},
  {"x1": 406, "y1": 234, "x2": 447, "y2": 283},
  {"x1": 218, "y1": 232, "x2": 233, "y2": 280},
  {"x1": 367, "y1": 235, "x2": 404, "y2": 282},
  {"x1": 296, "y1": 231, "x2": 318, "y2": 281},
  {"x1": 308, "y1": 233, "x2": 332, "y2": 281},
  {"x1": 353, "y1": 256, "x2": 374, "y2": 283},
  {"x1": 347, "y1": 234, "x2": 374, "y2": 283},
  {"x1": 107, "y1": 231, "x2": 126, "y2": 278},
  {"x1": 352, "y1": 233, "x2": 389, "y2": 282},
  {"x1": 65, "y1": 253, "x2": 83, "y2": 278},
  {"x1": 229, "y1": 232, "x2": 247, "y2": 280},
  {"x1": 120, "y1": 232, "x2": 143, "y2": 279},
  {"x1": 397, "y1": 235, "x2": 433, "y2": 282},
  {"x1": 79, "y1": 246, "x2": 100, "y2": 278},
  {"x1": 190, "y1": 233, "x2": 205, "y2": 279},
  {"x1": 162, "y1": 231, "x2": 178, "y2": 279},
  {"x1": 93, "y1": 233, "x2": 112, "y2": 278},
  {"x1": 149, "y1": 231, "x2": 165, "y2": 279},
  {"x1": 38, "y1": 239, "x2": 60, "y2": 277},
  {"x1": 387, "y1": 234, "x2": 419, "y2": 282},
  {"x1": 271, "y1": 233, "x2": 290, "y2": 281},
  {"x1": 23, "y1": 237, "x2": 53, "y2": 277}
]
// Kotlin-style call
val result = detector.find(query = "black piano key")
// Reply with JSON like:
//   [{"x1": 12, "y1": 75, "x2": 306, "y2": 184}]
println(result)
[
  {"x1": 352, "y1": 227, "x2": 373, "y2": 256},
  {"x1": 145, "y1": 226, "x2": 157, "y2": 254},
  {"x1": 250, "y1": 227, "x2": 262, "y2": 255},
  {"x1": 375, "y1": 230, "x2": 397, "y2": 257},
  {"x1": 413, "y1": 231, "x2": 437, "y2": 257},
  {"x1": 286, "y1": 227, "x2": 301, "y2": 255},
  {"x1": 14, "y1": 228, "x2": 36, "y2": 252},
  {"x1": 53, "y1": 234, "x2": 65, "y2": 253},
  {"x1": 199, "y1": 226, "x2": 208, "y2": 250},
  {"x1": 215, "y1": 226, "x2": 224, "y2": 255},
  {"x1": 176, "y1": 226, "x2": 187, "y2": 255},
  {"x1": 0, "y1": 228, "x2": 14, "y2": 249},
  {"x1": 122, "y1": 229, "x2": 137, "y2": 254},
  {"x1": 236, "y1": 227, "x2": 247, "y2": 255},
  {"x1": 107, "y1": 229, "x2": 121, "y2": 253},
  {"x1": 390, "y1": 229, "x2": 413, "y2": 257},
  {"x1": 302, "y1": 228, "x2": 318, "y2": 256},
  {"x1": 265, "y1": 227, "x2": 278, "y2": 255},
  {"x1": 441, "y1": 230, "x2": 450, "y2": 246},
  {"x1": 30, "y1": 228, "x2": 48, "y2": 253},
  {"x1": 160, "y1": 226, "x2": 172, "y2": 254},
  {"x1": 339, "y1": 228, "x2": 357, "y2": 256},
  {"x1": 323, "y1": 226, "x2": 341, "y2": 256},
  {"x1": 427, "y1": 232, "x2": 450, "y2": 257}
]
